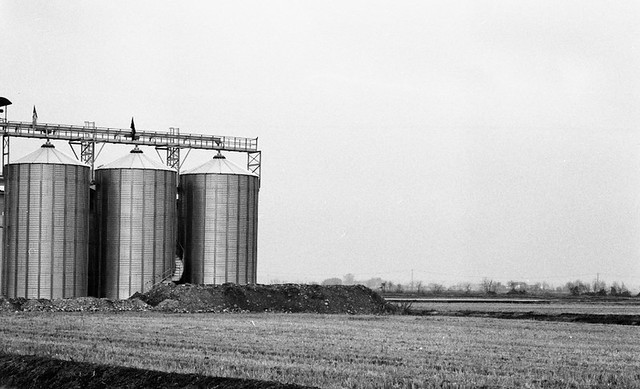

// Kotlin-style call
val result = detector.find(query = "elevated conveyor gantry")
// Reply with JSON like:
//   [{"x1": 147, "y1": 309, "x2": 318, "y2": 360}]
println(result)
[{"x1": 0, "y1": 120, "x2": 261, "y2": 180}]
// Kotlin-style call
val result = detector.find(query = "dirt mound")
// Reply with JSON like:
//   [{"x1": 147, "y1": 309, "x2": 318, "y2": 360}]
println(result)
[
  {"x1": 133, "y1": 283, "x2": 395, "y2": 314},
  {"x1": 0, "y1": 352, "x2": 317, "y2": 389},
  {"x1": 0, "y1": 284, "x2": 394, "y2": 314},
  {"x1": 0, "y1": 296, "x2": 150, "y2": 313}
]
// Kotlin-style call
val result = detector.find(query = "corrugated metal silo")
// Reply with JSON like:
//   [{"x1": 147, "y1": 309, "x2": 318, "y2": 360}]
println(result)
[
  {"x1": 94, "y1": 147, "x2": 177, "y2": 299},
  {"x1": 87, "y1": 187, "x2": 98, "y2": 297},
  {"x1": 180, "y1": 153, "x2": 259, "y2": 285},
  {"x1": 2, "y1": 142, "x2": 90, "y2": 299},
  {"x1": 0, "y1": 189, "x2": 4, "y2": 293}
]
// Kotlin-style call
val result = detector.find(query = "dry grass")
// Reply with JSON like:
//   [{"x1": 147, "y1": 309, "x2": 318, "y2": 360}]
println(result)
[
  {"x1": 0, "y1": 312, "x2": 638, "y2": 388},
  {"x1": 409, "y1": 300, "x2": 640, "y2": 315}
]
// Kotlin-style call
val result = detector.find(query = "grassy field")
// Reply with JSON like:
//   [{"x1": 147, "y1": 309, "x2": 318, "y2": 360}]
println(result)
[
  {"x1": 405, "y1": 300, "x2": 640, "y2": 315},
  {"x1": 0, "y1": 312, "x2": 639, "y2": 388}
]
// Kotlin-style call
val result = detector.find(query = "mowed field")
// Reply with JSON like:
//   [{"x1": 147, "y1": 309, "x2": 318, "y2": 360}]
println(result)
[
  {"x1": 404, "y1": 299, "x2": 640, "y2": 315},
  {"x1": 0, "y1": 310, "x2": 639, "y2": 388}
]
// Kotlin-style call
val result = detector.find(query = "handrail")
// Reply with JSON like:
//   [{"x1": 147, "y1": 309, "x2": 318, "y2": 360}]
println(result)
[
  {"x1": 0, "y1": 121, "x2": 259, "y2": 152},
  {"x1": 142, "y1": 268, "x2": 176, "y2": 293}
]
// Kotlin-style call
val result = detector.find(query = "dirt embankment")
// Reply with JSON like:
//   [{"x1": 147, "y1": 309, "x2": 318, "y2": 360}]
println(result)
[
  {"x1": 0, "y1": 352, "x2": 317, "y2": 389},
  {"x1": 133, "y1": 283, "x2": 395, "y2": 314},
  {"x1": 0, "y1": 296, "x2": 150, "y2": 312},
  {"x1": 0, "y1": 283, "x2": 395, "y2": 314}
]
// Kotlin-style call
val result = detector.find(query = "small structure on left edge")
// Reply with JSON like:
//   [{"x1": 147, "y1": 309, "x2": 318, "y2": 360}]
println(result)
[{"x1": 2, "y1": 142, "x2": 90, "y2": 299}]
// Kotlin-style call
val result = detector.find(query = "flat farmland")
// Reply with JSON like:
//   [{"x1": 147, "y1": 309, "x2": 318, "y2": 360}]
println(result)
[
  {"x1": 402, "y1": 299, "x2": 640, "y2": 315},
  {"x1": 0, "y1": 312, "x2": 639, "y2": 388}
]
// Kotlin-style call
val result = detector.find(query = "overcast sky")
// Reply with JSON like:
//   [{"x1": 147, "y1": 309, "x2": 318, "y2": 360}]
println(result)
[{"x1": 2, "y1": 1, "x2": 639, "y2": 288}]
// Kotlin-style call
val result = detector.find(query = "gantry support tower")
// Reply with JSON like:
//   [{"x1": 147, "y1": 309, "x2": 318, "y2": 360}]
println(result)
[{"x1": 0, "y1": 118, "x2": 261, "y2": 182}]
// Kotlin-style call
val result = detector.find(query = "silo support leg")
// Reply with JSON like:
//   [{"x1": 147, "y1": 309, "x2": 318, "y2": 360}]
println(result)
[
  {"x1": 1, "y1": 136, "x2": 8, "y2": 176},
  {"x1": 81, "y1": 141, "x2": 95, "y2": 180},
  {"x1": 248, "y1": 151, "x2": 261, "y2": 183}
]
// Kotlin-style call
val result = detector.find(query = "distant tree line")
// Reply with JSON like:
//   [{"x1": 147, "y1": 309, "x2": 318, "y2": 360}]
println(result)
[
  {"x1": 311, "y1": 275, "x2": 636, "y2": 297},
  {"x1": 565, "y1": 279, "x2": 631, "y2": 297}
]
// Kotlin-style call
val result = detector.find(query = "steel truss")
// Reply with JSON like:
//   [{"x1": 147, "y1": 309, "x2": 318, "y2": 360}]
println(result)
[{"x1": 0, "y1": 120, "x2": 260, "y2": 180}]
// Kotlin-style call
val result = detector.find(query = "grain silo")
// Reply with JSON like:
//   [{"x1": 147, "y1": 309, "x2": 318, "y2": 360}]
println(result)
[
  {"x1": 0, "y1": 189, "x2": 4, "y2": 293},
  {"x1": 2, "y1": 142, "x2": 90, "y2": 299},
  {"x1": 94, "y1": 147, "x2": 177, "y2": 299},
  {"x1": 180, "y1": 152, "x2": 258, "y2": 285}
]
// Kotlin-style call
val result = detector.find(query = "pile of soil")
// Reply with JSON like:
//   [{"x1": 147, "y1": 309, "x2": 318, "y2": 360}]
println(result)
[
  {"x1": 0, "y1": 352, "x2": 317, "y2": 389},
  {"x1": 133, "y1": 283, "x2": 395, "y2": 314},
  {"x1": 0, "y1": 284, "x2": 395, "y2": 314},
  {"x1": 0, "y1": 296, "x2": 151, "y2": 313}
]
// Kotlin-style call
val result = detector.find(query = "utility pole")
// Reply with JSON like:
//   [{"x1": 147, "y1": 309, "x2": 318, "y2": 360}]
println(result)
[{"x1": 411, "y1": 269, "x2": 414, "y2": 291}]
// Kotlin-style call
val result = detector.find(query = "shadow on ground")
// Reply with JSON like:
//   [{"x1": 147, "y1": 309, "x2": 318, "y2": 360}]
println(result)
[{"x1": 0, "y1": 353, "x2": 318, "y2": 389}]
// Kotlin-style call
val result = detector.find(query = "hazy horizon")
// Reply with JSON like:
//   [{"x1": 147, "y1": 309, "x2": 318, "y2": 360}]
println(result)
[{"x1": 1, "y1": 1, "x2": 639, "y2": 289}]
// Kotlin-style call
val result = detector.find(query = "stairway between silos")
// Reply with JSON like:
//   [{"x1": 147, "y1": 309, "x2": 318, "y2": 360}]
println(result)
[
  {"x1": 140, "y1": 259, "x2": 183, "y2": 294},
  {"x1": 172, "y1": 258, "x2": 184, "y2": 282}
]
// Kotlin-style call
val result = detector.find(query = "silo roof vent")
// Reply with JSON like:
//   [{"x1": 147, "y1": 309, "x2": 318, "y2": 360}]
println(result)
[
  {"x1": 181, "y1": 153, "x2": 257, "y2": 176},
  {"x1": 96, "y1": 148, "x2": 175, "y2": 171},
  {"x1": 12, "y1": 143, "x2": 88, "y2": 166}
]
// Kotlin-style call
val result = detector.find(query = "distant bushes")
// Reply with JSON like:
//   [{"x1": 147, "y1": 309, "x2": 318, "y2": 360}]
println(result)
[
  {"x1": 313, "y1": 274, "x2": 636, "y2": 298},
  {"x1": 566, "y1": 279, "x2": 631, "y2": 297}
]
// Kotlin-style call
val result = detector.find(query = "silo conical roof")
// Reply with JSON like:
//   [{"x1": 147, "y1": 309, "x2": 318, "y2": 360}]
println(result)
[
  {"x1": 181, "y1": 153, "x2": 257, "y2": 176},
  {"x1": 96, "y1": 147, "x2": 175, "y2": 171},
  {"x1": 12, "y1": 142, "x2": 87, "y2": 166}
]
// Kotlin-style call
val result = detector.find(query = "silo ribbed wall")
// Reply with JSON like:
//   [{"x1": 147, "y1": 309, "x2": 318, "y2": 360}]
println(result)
[
  {"x1": 88, "y1": 189, "x2": 98, "y2": 297},
  {"x1": 0, "y1": 191, "x2": 4, "y2": 293},
  {"x1": 181, "y1": 173, "x2": 258, "y2": 285},
  {"x1": 95, "y1": 168, "x2": 177, "y2": 299},
  {"x1": 2, "y1": 163, "x2": 90, "y2": 299}
]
